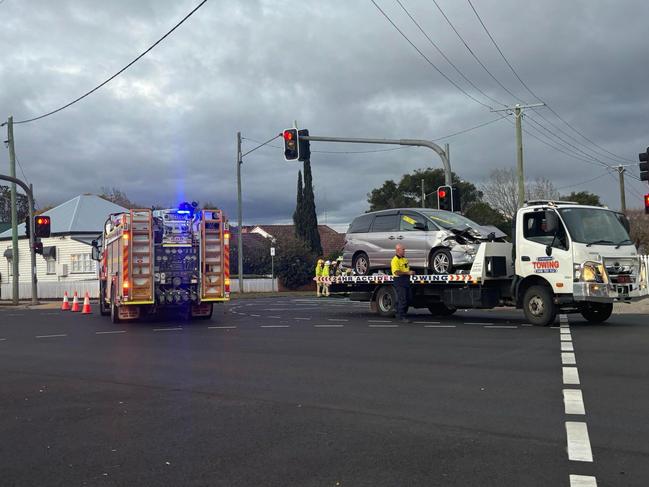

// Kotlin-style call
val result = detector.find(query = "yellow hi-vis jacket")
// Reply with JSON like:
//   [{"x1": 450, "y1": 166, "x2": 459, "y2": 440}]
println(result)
[
  {"x1": 322, "y1": 264, "x2": 330, "y2": 277},
  {"x1": 315, "y1": 263, "x2": 324, "y2": 277}
]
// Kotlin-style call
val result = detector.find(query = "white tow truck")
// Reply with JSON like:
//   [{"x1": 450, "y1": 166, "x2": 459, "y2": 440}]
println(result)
[{"x1": 327, "y1": 201, "x2": 649, "y2": 326}]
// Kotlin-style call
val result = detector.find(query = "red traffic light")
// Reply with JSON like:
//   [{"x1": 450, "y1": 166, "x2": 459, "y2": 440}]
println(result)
[
  {"x1": 36, "y1": 216, "x2": 49, "y2": 225},
  {"x1": 645, "y1": 194, "x2": 649, "y2": 214},
  {"x1": 438, "y1": 189, "x2": 447, "y2": 199},
  {"x1": 283, "y1": 130, "x2": 294, "y2": 141}
]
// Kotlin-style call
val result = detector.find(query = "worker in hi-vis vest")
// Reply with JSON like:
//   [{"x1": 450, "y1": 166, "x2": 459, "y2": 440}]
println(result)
[
  {"x1": 321, "y1": 260, "x2": 331, "y2": 296},
  {"x1": 391, "y1": 244, "x2": 415, "y2": 322},
  {"x1": 315, "y1": 258, "x2": 325, "y2": 297}
]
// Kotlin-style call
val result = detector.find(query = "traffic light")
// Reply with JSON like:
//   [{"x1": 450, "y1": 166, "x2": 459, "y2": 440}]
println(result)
[
  {"x1": 645, "y1": 194, "x2": 649, "y2": 215},
  {"x1": 34, "y1": 240, "x2": 43, "y2": 255},
  {"x1": 437, "y1": 185, "x2": 452, "y2": 211},
  {"x1": 640, "y1": 147, "x2": 649, "y2": 182},
  {"x1": 35, "y1": 215, "x2": 51, "y2": 238},
  {"x1": 298, "y1": 129, "x2": 310, "y2": 161},
  {"x1": 452, "y1": 186, "x2": 461, "y2": 213},
  {"x1": 283, "y1": 128, "x2": 299, "y2": 161},
  {"x1": 24, "y1": 216, "x2": 30, "y2": 238}
]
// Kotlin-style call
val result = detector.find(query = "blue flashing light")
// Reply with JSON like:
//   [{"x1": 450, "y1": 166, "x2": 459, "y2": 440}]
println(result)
[{"x1": 177, "y1": 210, "x2": 191, "y2": 214}]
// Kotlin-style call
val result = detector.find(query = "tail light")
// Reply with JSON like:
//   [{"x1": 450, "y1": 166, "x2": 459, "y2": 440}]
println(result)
[
  {"x1": 224, "y1": 277, "x2": 230, "y2": 293},
  {"x1": 123, "y1": 280, "x2": 130, "y2": 297}
]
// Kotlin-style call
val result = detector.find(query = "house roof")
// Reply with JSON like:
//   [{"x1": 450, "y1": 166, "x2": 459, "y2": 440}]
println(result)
[
  {"x1": 241, "y1": 224, "x2": 345, "y2": 257},
  {"x1": 0, "y1": 194, "x2": 127, "y2": 240}
]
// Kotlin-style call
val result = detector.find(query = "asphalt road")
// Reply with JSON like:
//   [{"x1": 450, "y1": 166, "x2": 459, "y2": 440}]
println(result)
[{"x1": 0, "y1": 297, "x2": 647, "y2": 486}]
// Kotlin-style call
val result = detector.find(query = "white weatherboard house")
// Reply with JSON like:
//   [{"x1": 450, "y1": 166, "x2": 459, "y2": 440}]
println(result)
[{"x1": 0, "y1": 194, "x2": 126, "y2": 300}]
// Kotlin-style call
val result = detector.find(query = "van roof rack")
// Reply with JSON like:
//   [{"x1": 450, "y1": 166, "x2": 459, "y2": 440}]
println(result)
[{"x1": 524, "y1": 200, "x2": 578, "y2": 207}]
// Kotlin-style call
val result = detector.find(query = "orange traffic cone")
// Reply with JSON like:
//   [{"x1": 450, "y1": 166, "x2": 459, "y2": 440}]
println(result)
[
  {"x1": 61, "y1": 292, "x2": 70, "y2": 311},
  {"x1": 70, "y1": 292, "x2": 80, "y2": 312},
  {"x1": 81, "y1": 292, "x2": 92, "y2": 314}
]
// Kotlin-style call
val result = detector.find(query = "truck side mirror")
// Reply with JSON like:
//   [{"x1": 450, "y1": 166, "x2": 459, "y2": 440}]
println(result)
[
  {"x1": 544, "y1": 211, "x2": 558, "y2": 234},
  {"x1": 91, "y1": 240, "x2": 100, "y2": 261},
  {"x1": 545, "y1": 245, "x2": 553, "y2": 257}
]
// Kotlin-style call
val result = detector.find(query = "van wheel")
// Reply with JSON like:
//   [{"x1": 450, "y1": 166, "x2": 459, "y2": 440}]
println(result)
[
  {"x1": 430, "y1": 249, "x2": 454, "y2": 274},
  {"x1": 353, "y1": 252, "x2": 370, "y2": 276},
  {"x1": 580, "y1": 303, "x2": 613, "y2": 323},
  {"x1": 428, "y1": 303, "x2": 457, "y2": 316},
  {"x1": 523, "y1": 285, "x2": 556, "y2": 326},
  {"x1": 375, "y1": 286, "x2": 397, "y2": 317}
]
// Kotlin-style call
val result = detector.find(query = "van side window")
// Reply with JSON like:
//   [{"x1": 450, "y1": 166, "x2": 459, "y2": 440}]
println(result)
[
  {"x1": 399, "y1": 212, "x2": 427, "y2": 231},
  {"x1": 522, "y1": 212, "x2": 568, "y2": 250},
  {"x1": 348, "y1": 214, "x2": 373, "y2": 233},
  {"x1": 371, "y1": 214, "x2": 399, "y2": 232}
]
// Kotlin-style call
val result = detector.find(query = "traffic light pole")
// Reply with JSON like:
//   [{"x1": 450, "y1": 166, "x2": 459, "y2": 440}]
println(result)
[
  {"x1": 0, "y1": 173, "x2": 38, "y2": 305},
  {"x1": 300, "y1": 135, "x2": 453, "y2": 186}
]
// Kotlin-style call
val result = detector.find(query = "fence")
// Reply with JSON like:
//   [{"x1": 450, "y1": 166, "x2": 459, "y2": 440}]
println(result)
[{"x1": 0, "y1": 278, "x2": 279, "y2": 300}]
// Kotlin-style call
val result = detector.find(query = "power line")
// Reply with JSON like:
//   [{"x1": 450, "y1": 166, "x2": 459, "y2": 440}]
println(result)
[
  {"x1": 465, "y1": 0, "x2": 633, "y2": 165},
  {"x1": 369, "y1": 0, "x2": 493, "y2": 110},
  {"x1": 16, "y1": 156, "x2": 29, "y2": 183},
  {"x1": 555, "y1": 171, "x2": 611, "y2": 191},
  {"x1": 12, "y1": 0, "x2": 208, "y2": 125}
]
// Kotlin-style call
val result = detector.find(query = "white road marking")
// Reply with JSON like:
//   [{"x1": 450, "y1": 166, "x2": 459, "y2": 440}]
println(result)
[
  {"x1": 424, "y1": 325, "x2": 456, "y2": 328},
  {"x1": 414, "y1": 321, "x2": 441, "y2": 324},
  {"x1": 563, "y1": 389, "x2": 586, "y2": 415},
  {"x1": 36, "y1": 334, "x2": 67, "y2": 338},
  {"x1": 464, "y1": 322, "x2": 494, "y2": 325},
  {"x1": 314, "y1": 324, "x2": 344, "y2": 328},
  {"x1": 562, "y1": 352, "x2": 577, "y2": 365},
  {"x1": 95, "y1": 330, "x2": 126, "y2": 335},
  {"x1": 560, "y1": 328, "x2": 571, "y2": 334},
  {"x1": 569, "y1": 474, "x2": 597, "y2": 487},
  {"x1": 260, "y1": 325, "x2": 290, "y2": 328},
  {"x1": 268, "y1": 316, "x2": 281, "y2": 319},
  {"x1": 0, "y1": 338, "x2": 7, "y2": 341},
  {"x1": 485, "y1": 325, "x2": 518, "y2": 329},
  {"x1": 369, "y1": 324, "x2": 399, "y2": 328},
  {"x1": 294, "y1": 317, "x2": 311, "y2": 321},
  {"x1": 208, "y1": 326, "x2": 237, "y2": 329},
  {"x1": 560, "y1": 314, "x2": 569, "y2": 322},
  {"x1": 565, "y1": 422, "x2": 593, "y2": 462},
  {"x1": 561, "y1": 335, "x2": 572, "y2": 342},
  {"x1": 41, "y1": 312, "x2": 59, "y2": 315},
  {"x1": 563, "y1": 367, "x2": 580, "y2": 385},
  {"x1": 521, "y1": 324, "x2": 533, "y2": 327},
  {"x1": 561, "y1": 342, "x2": 574, "y2": 352},
  {"x1": 153, "y1": 327, "x2": 183, "y2": 332},
  {"x1": 368, "y1": 320, "x2": 392, "y2": 323},
  {"x1": 327, "y1": 319, "x2": 348, "y2": 322},
  {"x1": 250, "y1": 314, "x2": 260, "y2": 317},
  {"x1": 7, "y1": 313, "x2": 23, "y2": 316}
]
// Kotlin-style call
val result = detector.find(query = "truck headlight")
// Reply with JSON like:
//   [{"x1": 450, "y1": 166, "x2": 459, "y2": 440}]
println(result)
[{"x1": 577, "y1": 261, "x2": 607, "y2": 283}]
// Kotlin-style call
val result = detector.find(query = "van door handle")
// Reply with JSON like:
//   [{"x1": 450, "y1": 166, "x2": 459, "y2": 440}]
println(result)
[
  {"x1": 522, "y1": 256, "x2": 531, "y2": 261},
  {"x1": 396, "y1": 236, "x2": 404, "y2": 240},
  {"x1": 388, "y1": 236, "x2": 395, "y2": 240}
]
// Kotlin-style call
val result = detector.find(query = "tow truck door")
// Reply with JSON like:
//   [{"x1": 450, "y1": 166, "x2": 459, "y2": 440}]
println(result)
[{"x1": 516, "y1": 209, "x2": 573, "y2": 291}]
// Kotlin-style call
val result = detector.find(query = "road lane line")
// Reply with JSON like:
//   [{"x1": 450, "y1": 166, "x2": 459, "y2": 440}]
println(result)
[
  {"x1": 569, "y1": 475, "x2": 597, "y2": 486},
  {"x1": 562, "y1": 352, "x2": 577, "y2": 365},
  {"x1": 414, "y1": 321, "x2": 441, "y2": 324},
  {"x1": 368, "y1": 320, "x2": 392, "y2": 323},
  {"x1": 268, "y1": 316, "x2": 281, "y2": 319},
  {"x1": 563, "y1": 389, "x2": 586, "y2": 415},
  {"x1": 36, "y1": 334, "x2": 67, "y2": 338},
  {"x1": 294, "y1": 317, "x2": 311, "y2": 321},
  {"x1": 314, "y1": 324, "x2": 344, "y2": 328},
  {"x1": 424, "y1": 325, "x2": 456, "y2": 328},
  {"x1": 369, "y1": 324, "x2": 399, "y2": 328},
  {"x1": 561, "y1": 342, "x2": 574, "y2": 352},
  {"x1": 250, "y1": 314, "x2": 260, "y2": 317},
  {"x1": 153, "y1": 327, "x2": 183, "y2": 332},
  {"x1": 485, "y1": 325, "x2": 518, "y2": 329},
  {"x1": 464, "y1": 322, "x2": 494, "y2": 325},
  {"x1": 565, "y1": 422, "x2": 593, "y2": 462},
  {"x1": 95, "y1": 330, "x2": 126, "y2": 335},
  {"x1": 0, "y1": 338, "x2": 6, "y2": 341},
  {"x1": 561, "y1": 334, "x2": 572, "y2": 341},
  {"x1": 327, "y1": 319, "x2": 348, "y2": 322},
  {"x1": 208, "y1": 326, "x2": 237, "y2": 329},
  {"x1": 521, "y1": 324, "x2": 533, "y2": 327},
  {"x1": 260, "y1": 325, "x2": 290, "y2": 328},
  {"x1": 563, "y1": 367, "x2": 580, "y2": 385},
  {"x1": 560, "y1": 328, "x2": 571, "y2": 334}
]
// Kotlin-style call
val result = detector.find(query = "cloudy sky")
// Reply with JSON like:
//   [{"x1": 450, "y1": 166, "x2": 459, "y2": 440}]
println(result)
[{"x1": 1, "y1": 0, "x2": 648, "y2": 228}]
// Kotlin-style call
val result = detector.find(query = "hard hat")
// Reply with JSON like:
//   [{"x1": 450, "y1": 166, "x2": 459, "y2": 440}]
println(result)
[
  {"x1": 336, "y1": 256, "x2": 343, "y2": 261},
  {"x1": 325, "y1": 260, "x2": 331, "y2": 265}
]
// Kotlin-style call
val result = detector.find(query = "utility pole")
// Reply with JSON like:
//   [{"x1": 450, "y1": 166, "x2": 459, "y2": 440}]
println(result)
[
  {"x1": 421, "y1": 178, "x2": 425, "y2": 208},
  {"x1": 492, "y1": 103, "x2": 545, "y2": 208},
  {"x1": 617, "y1": 165, "x2": 627, "y2": 213},
  {"x1": 7, "y1": 116, "x2": 19, "y2": 305},
  {"x1": 236, "y1": 132, "x2": 244, "y2": 293}
]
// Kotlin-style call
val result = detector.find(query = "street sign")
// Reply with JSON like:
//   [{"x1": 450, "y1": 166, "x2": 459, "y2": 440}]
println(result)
[{"x1": 270, "y1": 247, "x2": 275, "y2": 256}]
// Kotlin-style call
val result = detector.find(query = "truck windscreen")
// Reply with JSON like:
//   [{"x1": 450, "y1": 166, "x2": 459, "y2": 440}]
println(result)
[{"x1": 558, "y1": 208, "x2": 632, "y2": 246}]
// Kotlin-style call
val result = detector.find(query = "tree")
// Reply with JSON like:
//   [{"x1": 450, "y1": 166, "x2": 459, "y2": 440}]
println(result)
[
  {"x1": 99, "y1": 186, "x2": 140, "y2": 209},
  {"x1": 626, "y1": 209, "x2": 649, "y2": 254},
  {"x1": 527, "y1": 177, "x2": 559, "y2": 201},
  {"x1": 560, "y1": 191, "x2": 602, "y2": 206},
  {"x1": 275, "y1": 236, "x2": 316, "y2": 289},
  {"x1": 0, "y1": 185, "x2": 30, "y2": 223},
  {"x1": 301, "y1": 160, "x2": 322, "y2": 255},
  {"x1": 293, "y1": 170, "x2": 306, "y2": 241},
  {"x1": 367, "y1": 168, "x2": 482, "y2": 212}
]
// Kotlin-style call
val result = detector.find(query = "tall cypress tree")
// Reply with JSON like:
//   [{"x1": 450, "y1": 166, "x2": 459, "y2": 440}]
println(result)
[
  {"x1": 302, "y1": 159, "x2": 322, "y2": 255},
  {"x1": 293, "y1": 170, "x2": 305, "y2": 240}
]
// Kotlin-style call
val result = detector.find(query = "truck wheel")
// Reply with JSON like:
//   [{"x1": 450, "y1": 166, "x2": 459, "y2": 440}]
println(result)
[
  {"x1": 375, "y1": 286, "x2": 397, "y2": 317},
  {"x1": 523, "y1": 285, "x2": 556, "y2": 326},
  {"x1": 99, "y1": 284, "x2": 110, "y2": 316},
  {"x1": 110, "y1": 289, "x2": 120, "y2": 324},
  {"x1": 580, "y1": 303, "x2": 613, "y2": 323},
  {"x1": 353, "y1": 252, "x2": 370, "y2": 276},
  {"x1": 427, "y1": 303, "x2": 457, "y2": 316},
  {"x1": 430, "y1": 249, "x2": 454, "y2": 275}
]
